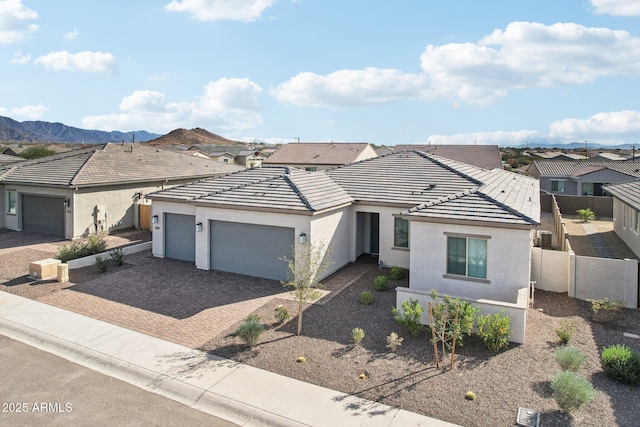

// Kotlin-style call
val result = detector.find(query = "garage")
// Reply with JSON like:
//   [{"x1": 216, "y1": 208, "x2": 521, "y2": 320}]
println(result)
[
  {"x1": 210, "y1": 221, "x2": 294, "y2": 281},
  {"x1": 22, "y1": 194, "x2": 65, "y2": 236},
  {"x1": 164, "y1": 213, "x2": 196, "y2": 262}
]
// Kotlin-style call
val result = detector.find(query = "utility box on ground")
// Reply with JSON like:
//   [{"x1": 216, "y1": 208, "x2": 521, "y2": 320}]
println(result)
[{"x1": 29, "y1": 258, "x2": 62, "y2": 280}]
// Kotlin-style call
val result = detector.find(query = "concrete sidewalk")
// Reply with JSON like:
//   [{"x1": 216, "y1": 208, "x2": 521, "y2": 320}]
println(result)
[{"x1": 0, "y1": 292, "x2": 458, "y2": 427}]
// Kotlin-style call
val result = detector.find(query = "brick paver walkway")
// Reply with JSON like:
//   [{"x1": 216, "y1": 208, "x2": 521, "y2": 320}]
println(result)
[{"x1": 37, "y1": 253, "x2": 372, "y2": 349}]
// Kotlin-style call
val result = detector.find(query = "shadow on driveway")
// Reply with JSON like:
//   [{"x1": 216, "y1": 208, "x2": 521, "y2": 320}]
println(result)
[{"x1": 70, "y1": 257, "x2": 287, "y2": 319}]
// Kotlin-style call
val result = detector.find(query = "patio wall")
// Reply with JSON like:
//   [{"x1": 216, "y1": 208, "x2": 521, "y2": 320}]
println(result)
[
  {"x1": 67, "y1": 242, "x2": 152, "y2": 269},
  {"x1": 395, "y1": 286, "x2": 528, "y2": 344}
]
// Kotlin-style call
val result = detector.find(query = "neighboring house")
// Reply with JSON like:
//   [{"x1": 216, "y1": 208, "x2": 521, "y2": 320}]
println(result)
[
  {"x1": 374, "y1": 146, "x2": 393, "y2": 156},
  {"x1": 237, "y1": 150, "x2": 267, "y2": 167},
  {"x1": 604, "y1": 180, "x2": 640, "y2": 259},
  {"x1": 262, "y1": 142, "x2": 378, "y2": 171},
  {"x1": 148, "y1": 151, "x2": 540, "y2": 342},
  {"x1": 0, "y1": 153, "x2": 22, "y2": 165},
  {"x1": 528, "y1": 161, "x2": 640, "y2": 196},
  {"x1": 532, "y1": 151, "x2": 588, "y2": 161},
  {"x1": 208, "y1": 152, "x2": 237, "y2": 164},
  {"x1": 393, "y1": 144, "x2": 503, "y2": 170},
  {"x1": 589, "y1": 152, "x2": 628, "y2": 162},
  {"x1": 0, "y1": 143, "x2": 242, "y2": 239}
]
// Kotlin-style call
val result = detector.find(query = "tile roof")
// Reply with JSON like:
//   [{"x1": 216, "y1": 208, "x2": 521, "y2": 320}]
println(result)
[
  {"x1": 589, "y1": 152, "x2": 627, "y2": 161},
  {"x1": 393, "y1": 144, "x2": 503, "y2": 170},
  {"x1": 532, "y1": 160, "x2": 640, "y2": 178},
  {"x1": 0, "y1": 143, "x2": 242, "y2": 187},
  {"x1": 604, "y1": 180, "x2": 640, "y2": 211},
  {"x1": 191, "y1": 145, "x2": 254, "y2": 156},
  {"x1": 0, "y1": 153, "x2": 22, "y2": 164},
  {"x1": 263, "y1": 142, "x2": 373, "y2": 166}
]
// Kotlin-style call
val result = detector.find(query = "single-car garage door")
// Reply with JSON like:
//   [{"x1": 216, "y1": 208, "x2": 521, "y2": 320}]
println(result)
[
  {"x1": 210, "y1": 221, "x2": 294, "y2": 281},
  {"x1": 22, "y1": 194, "x2": 65, "y2": 236},
  {"x1": 165, "y1": 213, "x2": 196, "y2": 262}
]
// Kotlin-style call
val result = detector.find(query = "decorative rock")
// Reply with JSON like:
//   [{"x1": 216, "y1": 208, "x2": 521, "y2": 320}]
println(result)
[
  {"x1": 359, "y1": 373, "x2": 366, "y2": 380},
  {"x1": 296, "y1": 356, "x2": 306, "y2": 363},
  {"x1": 465, "y1": 391, "x2": 476, "y2": 401}
]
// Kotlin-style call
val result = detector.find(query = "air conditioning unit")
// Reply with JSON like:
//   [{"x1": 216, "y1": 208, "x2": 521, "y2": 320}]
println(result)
[{"x1": 537, "y1": 230, "x2": 552, "y2": 249}]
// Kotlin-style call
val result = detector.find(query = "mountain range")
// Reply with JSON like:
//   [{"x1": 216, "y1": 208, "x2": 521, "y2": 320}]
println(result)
[{"x1": 0, "y1": 116, "x2": 160, "y2": 144}]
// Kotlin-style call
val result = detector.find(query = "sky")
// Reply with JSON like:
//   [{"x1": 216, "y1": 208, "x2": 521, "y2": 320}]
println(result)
[{"x1": 1, "y1": 0, "x2": 640, "y2": 147}]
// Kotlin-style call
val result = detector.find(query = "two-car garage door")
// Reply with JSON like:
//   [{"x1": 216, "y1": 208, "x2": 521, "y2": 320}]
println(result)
[{"x1": 210, "y1": 220, "x2": 294, "y2": 281}]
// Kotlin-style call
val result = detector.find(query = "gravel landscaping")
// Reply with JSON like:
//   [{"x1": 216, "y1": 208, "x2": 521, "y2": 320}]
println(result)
[{"x1": 201, "y1": 268, "x2": 640, "y2": 427}]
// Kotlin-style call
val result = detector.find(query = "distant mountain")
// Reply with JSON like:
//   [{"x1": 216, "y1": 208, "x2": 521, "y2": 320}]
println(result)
[
  {"x1": 145, "y1": 128, "x2": 244, "y2": 146},
  {"x1": 0, "y1": 115, "x2": 160, "y2": 143},
  {"x1": 519, "y1": 140, "x2": 638, "y2": 150}
]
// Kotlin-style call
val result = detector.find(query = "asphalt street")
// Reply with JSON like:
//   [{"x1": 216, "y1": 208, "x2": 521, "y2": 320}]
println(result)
[{"x1": 0, "y1": 335, "x2": 237, "y2": 427}]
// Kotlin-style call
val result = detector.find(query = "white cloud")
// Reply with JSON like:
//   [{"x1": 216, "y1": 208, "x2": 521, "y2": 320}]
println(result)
[
  {"x1": 10, "y1": 48, "x2": 29, "y2": 64},
  {"x1": 272, "y1": 68, "x2": 430, "y2": 107},
  {"x1": 64, "y1": 27, "x2": 78, "y2": 40},
  {"x1": 148, "y1": 74, "x2": 171, "y2": 82},
  {"x1": 0, "y1": 103, "x2": 48, "y2": 119},
  {"x1": 34, "y1": 50, "x2": 116, "y2": 73},
  {"x1": 82, "y1": 78, "x2": 263, "y2": 133},
  {"x1": 549, "y1": 110, "x2": 640, "y2": 139},
  {"x1": 590, "y1": 0, "x2": 640, "y2": 16},
  {"x1": 0, "y1": 0, "x2": 38, "y2": 43},
  {"x1": 274, "y1": 21, "x2": 640, "y2": 107},
  {"x1": 164, "y1": 0, "x2": 274, "y2": 22},
  {"x1": 427, "y1": 130, "x2": 543, "y2": 147}
]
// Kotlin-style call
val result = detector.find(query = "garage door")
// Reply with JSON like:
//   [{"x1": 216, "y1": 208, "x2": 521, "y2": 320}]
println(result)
[
  {"x1": 210, "y1": 221, "x2": 294, "y2": 281},
  {"x1": 165, "y1": 213, "x2": 196, "y2": 262},
  {"x1": 22, "y1": 195, "x2": 65, "y2": 236}
]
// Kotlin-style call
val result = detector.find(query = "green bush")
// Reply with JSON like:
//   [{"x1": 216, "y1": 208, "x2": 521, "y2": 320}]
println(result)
[
  {"x1": 389, "y1": 266, "x2": 407, "y2": 280},
  {"x1": 392, "y1": 299, "x2": 423, "y2": 338},
  {"x1": 245, "y1": 313, "x2": 261, "y2": 323},
  {"x1": 551, "y1": 371, "x2": 596, "y2": 413},
  {"x1": 17, "y1": 146, "x2": 57, "y2": 159},
  {"x1": 360, "y1": 291, "x2": 374, "y2": 305},
  {"x1": 601, "y1": 344, "x2": 640, "y2": 385},
  {"x1": 109, "y1": 248, "x2": 125, "y2": 266},
  {"x1": 86, "y1": 234, "x2": 107, "y2": 255},
  {"x1": 274, "y1": 305, "x2": 289, "y2": 324},
  {"x1": 554, "y1": 320, "x2": 575, "y2": 344},
  {"x1": 352, "y1": 327, "x2": 365, "y2": 345},
  {"x1": 555, "y1": 347, "x2": 585, "y2": 372},
  {"x1": 476, "y1": 311, "x2": 511, "y2": 352},
  {"x1": 373, "y1": 275, "x2": 388, "y2": 291},
  {"x1": 56, "y1": 234, "x2": 108, "y2": 262},
  {"x1": 576, "y1": 208, "x2": 595, "y2": 222},
  {"x1": 386, "y1": 332, "x2": 403, "y2": 353},
  {"x1": 95, "y1": 255, "x2": 109, "y2": 273},
  {"x1": 236, "y1": 320, "x2": 264, "y2": 347},
  {"x1": 429, "y1": 290, "x2": 479, "y2": 351},
  {"x1": 588, "y1": 298, "x2": 624, "y2": 325}
]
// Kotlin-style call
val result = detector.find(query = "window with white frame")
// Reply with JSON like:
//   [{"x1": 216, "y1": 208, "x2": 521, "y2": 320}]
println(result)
[
  {"x1": 447, "y1": 236, "x2": 487, "y2": 279},
  {"x1": 394, "y1": 217, "x2": 409, "y2": 248},
  {"x1": 550, "y1": 179, "x2": 566, "y2": 193},
  {"x1": 7, "y1": 189, "x2": 16, "y2": 214}
]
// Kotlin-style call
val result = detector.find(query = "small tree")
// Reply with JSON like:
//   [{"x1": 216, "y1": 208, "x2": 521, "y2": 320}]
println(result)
[
  {"x1": 18, "y1": 146, "x2": 57, "y2": 159},
  {"x1": 576, "y1": 208, "x2": 595, "y2": 222},
  {"x1": 281, "y1": 241, "x2": 333, "y2": 336}
]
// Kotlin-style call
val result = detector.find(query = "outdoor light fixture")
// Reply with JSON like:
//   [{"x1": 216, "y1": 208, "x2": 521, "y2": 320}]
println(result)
[
  {"x1": 152, "y1": 215, "x2": 159, "y2": 224},
  {"x1": 63, "y1": 198, "x2": 70, "y2": 207},
  {"x1": 299, "y1": 232, "x2": 307, "y2": 244},
  {"x1": 196, "y1": 222, "x2": 203, "y2": 232}
]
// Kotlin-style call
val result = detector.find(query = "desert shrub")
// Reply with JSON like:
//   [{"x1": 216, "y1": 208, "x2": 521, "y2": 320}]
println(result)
[
  {"x1": 601, "y1": 345, "x2": 640, "y2": 385},
  {"x1": 588, "y1": 298, "x2": 624, "y2": 325},
  {"x1": 85, "y1": 234, "x2": 108, "y2": 255},
  {"x1": 554, "y1": 320, "x2": 575, "y2": 344},
  {"x1": 245, "y1": 313, "x2": 261, "y2": 323},
  {"x1": 360, "y1": 291, "x2": 374, "y2": 305},
  {"x1": 56, "y1": 234, "x2": 108, "y2": 262},
  {"x1": 576, "y1": 208, "x2": 595, "y2": 222},
  {"x1": 392, "y1": 299, "x2": 423, "y2": 338},
  {"x1": 274, "y1": 305, "x2": 289, "y2": 324},
  {"x1": 386, "y1": 332, "x2": 403, "y2": 353},
  {"x1": 352, "y1": 327, "x2": 365, "y2": 345},
  {"x1": 109, "y1": 248, "x2": 125, "y2": 266},
  {"x1": 551, "y1": 371, "x2": 596, "y2": 412},
  {"x1": 389, "y1": 266, "x2": 407, "y2": 280},
  {"x1": 236, "y1": 319, "x2": 264, "y2": 347},
  {"x1": 17, "y1": 146, "x2": 56, "y2": 159},
  {"x1": 94, "y1": 255, "x2": 109, "y2": 273},
  {"x1": 373, "y1": 275, "x2": 388, "y2": 291},
  {"x1": 555, "y1": 347, "x2": 585, "y2": 372},
  {"x1": 56, "y1": 242, "x2": 82, "y2": 263},
  {"x1": 476, "y1": 311, "x2": 511, "y2": 352}
]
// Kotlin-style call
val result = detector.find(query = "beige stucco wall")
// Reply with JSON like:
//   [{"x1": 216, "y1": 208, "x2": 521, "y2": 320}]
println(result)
[
  {"x1": 354, "y1": 145, "x2": 379, "y2": 162},
  {"x1": 613, "y1": 198, "x2": 640, "y2": 259},
  {"x1": 310, "y1": 207, "x2": 353, "y2": 278},
  {"x1": 409, "y1": 221, "x2": 533, "y2": 303},
  {"x1": 530, "y1": 247, "x2": 570, "y2": 293}
]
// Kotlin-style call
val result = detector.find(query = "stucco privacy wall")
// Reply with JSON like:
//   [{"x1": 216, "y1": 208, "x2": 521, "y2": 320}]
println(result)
[
  {"x1": 409, "y1": 221, "x2": 533, "y2": 303},
  {"x1": 3, "y1": 184, "x2": 73, "y2": 238},
  {"x1": 530, "y1": 247, "x2": 570, "y2": 293},
  {"x1": 613, "y1": 198, "x2": 640, "y2": 258},
  {"x1": 396, "y1": 286, "x2": 529, "y2": 344},
  {"x1": 352, "y1": 204, "x2": 411, "y2": 269},
  {"x1": 309, "y1": 207, "x2": 353, "y2": 278},
  {"x1": 572, "y1": 255, "x2": 638, "y2": 308}
]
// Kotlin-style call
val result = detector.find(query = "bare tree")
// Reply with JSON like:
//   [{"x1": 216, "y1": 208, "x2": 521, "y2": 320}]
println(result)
[{"x1": 281, "y1": 240, "x2": 333, "y2": 335}]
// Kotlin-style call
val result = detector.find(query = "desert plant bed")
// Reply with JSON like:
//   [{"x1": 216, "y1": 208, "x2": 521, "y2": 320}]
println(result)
[{"x1": 201, "y1": 269, "x2": 640, "y2": 427}]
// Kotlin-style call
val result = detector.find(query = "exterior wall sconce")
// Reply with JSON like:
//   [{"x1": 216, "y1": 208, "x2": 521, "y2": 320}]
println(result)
[
  {"x1": 63, "y1": 198, "x2": 70, "y2": 207},
  {"x1": 299, "y1": 232, "x2": 307, "y2": 244},
  {"x1": 152, "y1": 215, "x2": 159, "y2": 224},
  {"x1": 196, "y1": 222, "x2": 203, "y2": 232}
]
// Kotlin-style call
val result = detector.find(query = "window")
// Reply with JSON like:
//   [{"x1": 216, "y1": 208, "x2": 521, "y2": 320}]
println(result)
[
  {"x1": 623, "y1": 205, "x2": 627, "y2": 229},
  {"x1": 305, "y1": 167, "x2": 317, "y2": 172},
  {"x1": 394, "y1": 217, "x2": 409, "y2": 248},
  {"x1": 447, "y1": 236, "x2": 487, "y2": 279},
  {"x1": 7, "y1": 190, "x2": 16, "y2": 215},
  {"x1": 551, "y1": 180, "x2": 566, "y2": 193},
  {"x1": 635, "y1": 210, "x2": 639, "y2": 234},
  {"x1": 223, "y1": 158, "x2": 229, "y2": 163}
]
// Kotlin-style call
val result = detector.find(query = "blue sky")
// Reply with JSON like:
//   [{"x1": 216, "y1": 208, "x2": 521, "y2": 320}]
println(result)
[{"x1": 1, "y1": 0, "x2": 640, "y2": 146}]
